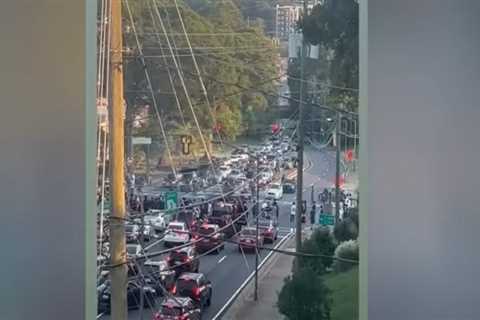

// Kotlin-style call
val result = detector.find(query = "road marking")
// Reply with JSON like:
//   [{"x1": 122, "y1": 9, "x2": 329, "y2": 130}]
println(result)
[
  {"x1": 211, "y1": 232, "x2": 294, "y2": 320},
  {"x1": 217, "y1": 255, "x2": 227, "y2": 264}
]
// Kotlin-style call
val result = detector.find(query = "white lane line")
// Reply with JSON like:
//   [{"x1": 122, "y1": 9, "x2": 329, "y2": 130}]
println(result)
[
  {"x1": 217, "y1": 255, "x2": 227, "y2": 264},
  {"x1": 211, "y1": 232, "x2": 294, "y2": 320}
]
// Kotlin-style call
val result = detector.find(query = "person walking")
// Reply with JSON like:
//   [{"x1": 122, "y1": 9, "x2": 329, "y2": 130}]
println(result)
[
  {"x1": 273, "y1": 199, "x2": 279, "y2": 221},
  {"x1": 290, "y1": 202, "x2": 296, "y2": 232},
  {"x1": 310, "y1": 201, "x2": 316, "y2": 229}
]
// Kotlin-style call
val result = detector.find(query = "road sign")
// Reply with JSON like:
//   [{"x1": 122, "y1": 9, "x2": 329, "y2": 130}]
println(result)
[
  {"x1": 181, "y1": 135, "x2": 193, "y2": 155},
  {"x1": 319, "y1": 214, "x2": 335, "y2": 226},
  {"x1": 132, "y1": 137, "x2": 152, "y2": 145},
  {"x1": 165, "y1": 191, "x2": 178, "y2": 212}
]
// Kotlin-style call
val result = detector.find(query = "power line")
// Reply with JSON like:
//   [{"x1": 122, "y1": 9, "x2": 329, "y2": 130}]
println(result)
[{"x1": 125, "y1": 0, "x2": 177, "y2": 177}]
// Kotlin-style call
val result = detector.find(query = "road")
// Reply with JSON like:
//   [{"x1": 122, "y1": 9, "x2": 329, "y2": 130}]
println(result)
[{"x1": 99, "y1": 147, "x2": 336, "y2": 320}]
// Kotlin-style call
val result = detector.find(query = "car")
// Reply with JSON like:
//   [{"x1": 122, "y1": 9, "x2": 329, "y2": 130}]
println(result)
[
  {"x1": 144, "y1": 259, "x2": 176, "y2": 293},
  {"x1": 125, "y1": 224, "x2": 140, "y2": 243},
  {"x1": 207, "y1": 215, "x2": 235, "y2": 238},
  {"x1": 126, "y1": 244, "x2": 142, "y2": 258},
  {"x1": 266, "y1": 183, "x2": 283, "y2": 200},
  {"x1": 237, "y1": 227, "x2": 264, "y2": 252},
  {"x1": 164, "y1": 222, "x2": 190, "y2": 247},
  {"x1": 257, "y1": 219, "x2": 278, "y2": 243},
  {"x1": 144, "y1": 213, "x2": 167, "y2": 233},
  {"x1": 172, "y1": 272, "x2": 212, "y2": 309},
  {"x1": 218, "y1": 165, "x2": 231, "y2": 180},
  {"x1": 153, "y1": 297, "x2": 201, "y2": 320},
  {"x1": 98, "y1": 280, "x2": 157, "y2": 314},
  {"x1": 194, "y1": 224, "x2": 224, "y2": 254},
  {"x1": 283, "y1": 182, "x2": 296, "y2": 194},
  {"x1": 166, "y1": 246, "x2": 200, "y2": 275},
  {"x1": 229, "y1": 169, "x2": 244, "y2": 180},
  {"x1": 142, "y1": 224, "x2": 156, "y2": 242}
]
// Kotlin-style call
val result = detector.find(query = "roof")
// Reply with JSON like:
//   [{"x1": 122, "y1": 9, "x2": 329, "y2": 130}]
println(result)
[
  {"x1": 161, "y1": 296, "x2": 192, "y2": 307},
  {"x1": 178, "y1": 272, "x2": 203, "y2": 281}
]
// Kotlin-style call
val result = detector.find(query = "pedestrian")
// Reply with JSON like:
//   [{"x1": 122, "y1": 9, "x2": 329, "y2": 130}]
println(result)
[
  {"x1": 310, "y1": 206, "x2": 316, "y2": 228},
  {"x1": 290, "y1": 202, "x2": 296, "y2": 232},
  {"x1": 273, "y1": 199, "x2": 279, "y2": 221}
]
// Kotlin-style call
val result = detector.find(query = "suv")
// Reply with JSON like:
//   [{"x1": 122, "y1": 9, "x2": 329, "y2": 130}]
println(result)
[
  {"x1": 153, "y1": 297, "x2": 201, "y2": 320},
  {"x1": 166, "y1": 246, "x2": 200, "y2": 276},
  {"x1": 173, "y1": 273, "x2": 212, "y2": 309},
  {"x1": 164, "y1": 221, "x2": 190, "y2": 247},
  {"x1": 258, "y1": 219, "x2": 278, "y2": 243},
  {"x1": 207, "y1": 215, "x2": 234, "y2": 238},
  {"x1": 194, "y1": 224, "x2": 224, "y2": 254},
  {"x1": 237, "y1": 227, "x2": 264, "y2": 252}
]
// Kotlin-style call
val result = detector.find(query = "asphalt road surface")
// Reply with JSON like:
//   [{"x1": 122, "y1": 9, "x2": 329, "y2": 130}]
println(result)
[{"x1": 99, "y1": 147, "x2": 335, "y2": 320}]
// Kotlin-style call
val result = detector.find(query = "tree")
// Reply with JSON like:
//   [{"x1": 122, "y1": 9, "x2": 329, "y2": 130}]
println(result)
[
  {"x1": 333, "y1": 239, "x2": 359, "y2": 272},
  {"x1": 296, "y1": 228, "x2": 336, "y2": 274},
  {"x1": 278, "y1": 266, "x2": 332, "y2": 320},
  {"x1": 333, "y1": 211, "x2": 359, "y2": 242},
  {"x1": 300, "y1": 0, "x2": 359, "y2": 111}
]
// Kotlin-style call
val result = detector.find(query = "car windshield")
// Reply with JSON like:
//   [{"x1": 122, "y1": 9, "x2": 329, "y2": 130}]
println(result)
[
  {"x1": 125, "y1": 225, "x2": 135, "y2": 232},
  {"x1": 169, "y1": 224, "x2": 183, "y2": 230},
  {"x1": 242, "y1": 229, "x2": 256, "y2": 236},
  {"x1": 160, "y1": 305, "x2": 183, "y2": 316},
  {"x1": 258, "y1": 221, "x2": 272, "y2": 228},
  {"x1": 126, "y1": 246, "x2": 138, "y2": 255},
  {"x1": 177, "y1": 279, "x2": 197, "y2": 293},
  {"x1": 271, "y1": 184, "x2": 280, "y2": 189}
]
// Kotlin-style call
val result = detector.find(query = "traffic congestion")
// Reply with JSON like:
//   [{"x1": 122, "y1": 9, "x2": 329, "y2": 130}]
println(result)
[{"x1": 96, "y1": 133, "x2": 302, "y2": 319}]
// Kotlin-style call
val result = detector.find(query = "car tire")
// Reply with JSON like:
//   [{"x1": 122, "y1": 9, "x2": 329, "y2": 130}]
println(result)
[{"x1": 207, "y1": 295, "x2": 212, "y2": 306}]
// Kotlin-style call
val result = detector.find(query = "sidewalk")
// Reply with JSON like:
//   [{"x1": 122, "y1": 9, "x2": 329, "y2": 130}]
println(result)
[{"x1": 223, "y1": 236, "x2": 296, "y2": 320}]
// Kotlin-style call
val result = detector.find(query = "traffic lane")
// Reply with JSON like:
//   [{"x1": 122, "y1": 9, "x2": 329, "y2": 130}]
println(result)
[{"x1": 202, "y1": 240, "x2": 272, "y2": 319}]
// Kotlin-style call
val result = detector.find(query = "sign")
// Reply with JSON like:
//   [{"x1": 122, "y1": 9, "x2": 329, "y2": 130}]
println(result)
[
  {"x1": 319, "y1": 214, "x2": 335, "y2": 226},
  {"x1": 180, "y1": 135, "x2": 193, "y2": 155},
  {"x1": 132, "y1": 137, "x2": 152, "y2": 145},
  {"x1": 165, "y1": 191, "x2": 178, "y2": 213}
]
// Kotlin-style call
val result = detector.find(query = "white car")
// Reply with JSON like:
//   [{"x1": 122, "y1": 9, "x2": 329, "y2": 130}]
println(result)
[
  {"x1": 126, "y1": 244, "x2": 142, "y2": 258},
  {"x1": 144, "y1": 214, "x2": 167, "y2": 232},
  {"x1": 164, "y1": 222, "x2": 190, "y2": 247},
  {"x1": 218, "y1": 166, "x2": 231, "y2": 180},
  {"x1": 266, "y1": 183, "x2": 283, "y2": 200}
]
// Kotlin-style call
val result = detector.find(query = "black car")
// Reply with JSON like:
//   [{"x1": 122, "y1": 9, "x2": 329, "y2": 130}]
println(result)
[
  {"x1": 283, "y1": 183, "x2": 296, "y2": 194},
  {"x1": 144, "y1": 260, "x2": 176, "y2": 294},
  {"x1": 153, "y1": 297, "x2": 201, "y2": 320},
  {"x1": 173, "y1": 272, "x2": 212, "y2": 309},
  {"x1": 97, "y1": 280, "x2": 157, "y2": 314},
  {"x1": 166, "y1": 246, "x2": 200, "y2": 276}
]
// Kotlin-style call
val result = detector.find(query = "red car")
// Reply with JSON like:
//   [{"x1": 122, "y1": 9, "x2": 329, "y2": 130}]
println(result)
[
  {"x1": 237, "y1": 227, "x2": 264, "y2": 252},
  {"x1": 153, "y1": 297, "x2": 201, "y2": 320},
  {"x1": 257, "y1": 219, "x2": 278, "y2": 243},
  {"x1": 194, "y1": 224, "x2": 225, "y2": 254},
  {"x1": 166, "y1": 246, "x2": 200, "y2": 276}
]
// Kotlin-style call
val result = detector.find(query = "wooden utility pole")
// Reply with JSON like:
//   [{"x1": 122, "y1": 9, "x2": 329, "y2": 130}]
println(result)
[
  {"x1": 335, "y1": 111, "x2": 341, "y2": 223},
  {"x1": 295, "y1": 0, "x2": 308, "y2": 261},
  {"x1": 109, "y1": 0, "x2": 127, "y2": 318}
]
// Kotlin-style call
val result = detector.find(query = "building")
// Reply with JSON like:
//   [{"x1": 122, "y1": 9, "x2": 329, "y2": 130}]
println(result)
[{"x1": 275, "y1": 1, "x2": 321, "y2": 41}]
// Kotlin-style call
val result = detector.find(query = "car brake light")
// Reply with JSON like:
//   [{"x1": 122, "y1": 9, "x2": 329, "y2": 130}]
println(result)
[
  {"x1": 193, "y1": 286, "x2": 202, "y2": 297},
  {"x1": 170, "y1": 285, "x2": 176, "y2": 294},
  {"x1": 179, "y1": 314, "x2": 188, "y2": 320}
]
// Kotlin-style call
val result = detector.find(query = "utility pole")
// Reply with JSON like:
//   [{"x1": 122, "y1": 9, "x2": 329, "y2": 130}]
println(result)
[
  {"x1": 335, "y1": 111, "x2": 341, "y2": 223},
  {"x1": 109, "y1": 0, "x2": 127, "y2": 318},
  {"x1": 295, "y1": 0, "x2": 308, "y2": 261},
  {"x1": 254, "y1": 157, "x2": 260, "y2": 301}
]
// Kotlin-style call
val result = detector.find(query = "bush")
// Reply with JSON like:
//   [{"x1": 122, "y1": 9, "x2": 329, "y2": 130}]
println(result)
[
  {"x1": 295, "y1": 228, "x2": 336, "y2": 275},
  {"x1": 278, "y1": 267, "x2": 332, "y2": 320},
  {"x1": 333, "y1": 240, "x2": 359, "y2": 272}
]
